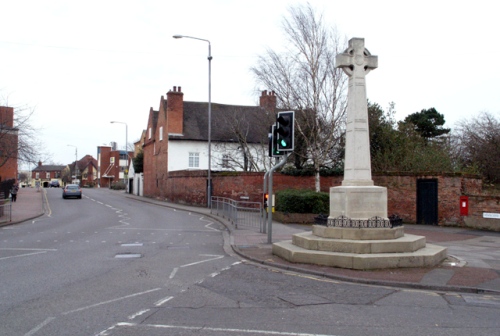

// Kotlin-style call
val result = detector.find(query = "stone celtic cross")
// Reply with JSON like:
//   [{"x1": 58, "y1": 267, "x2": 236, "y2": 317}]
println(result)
[{"x1": 336, "y1": 38, "x2": 378, "y2": 186}]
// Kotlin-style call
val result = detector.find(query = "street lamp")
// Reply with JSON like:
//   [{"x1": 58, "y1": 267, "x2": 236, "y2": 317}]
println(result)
[
  {"x1": 173, "y1": 34, "x2": 212, "y2": 207},
  {"x1": 67, "y1": 144, "x2": 78, "y2": 184},
  {"x1": 110, "y1": 121, "x2": 128, "y2": 187}
]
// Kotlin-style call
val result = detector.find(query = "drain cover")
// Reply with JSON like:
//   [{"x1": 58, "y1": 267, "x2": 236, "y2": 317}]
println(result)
[{"x1": 115, "y1": 253, "x2": 142, "y2": 259}]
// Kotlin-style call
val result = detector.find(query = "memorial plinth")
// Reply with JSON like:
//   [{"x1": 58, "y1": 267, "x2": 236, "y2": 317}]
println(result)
[{"x1": 272, "y1": 38, "x2": 447, "y2": 269}]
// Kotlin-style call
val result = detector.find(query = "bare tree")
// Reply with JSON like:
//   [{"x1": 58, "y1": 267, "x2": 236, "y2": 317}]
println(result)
[
  {"x1": 251, "y1": 3, "x2": 348, "y2": 191},
  {"x1": 453, "y1": 111, "x2": 500, "y2": 184},
  {"x1": 211, "y1": 106, "x2": 274, "y2": 172},
  {"x1": 0, "y1": 96, "x2": 47, "y2": 168}
]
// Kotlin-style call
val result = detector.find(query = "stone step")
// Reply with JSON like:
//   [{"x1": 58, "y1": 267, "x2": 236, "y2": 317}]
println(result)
[
  {"x1": 292, "y1": 232, "x2": 426, "y2": 254},
  {"x1": 313, "y1": 225, "x2": 404, "y2": 240},
  {"x1": 272, "y1": 240, "x2": 447, "y2": 270}
]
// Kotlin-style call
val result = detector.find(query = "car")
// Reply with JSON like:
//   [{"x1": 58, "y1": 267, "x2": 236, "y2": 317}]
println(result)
[
  {"x1": 50, "y1": 180, "x2": 60, "y2": 188},
  {"x1": 62, "y1": 184, "x2": 82, "y2": 199}
]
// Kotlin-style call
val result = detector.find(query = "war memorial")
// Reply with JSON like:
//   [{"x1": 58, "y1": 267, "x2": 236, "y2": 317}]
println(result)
[{"x1": 273, "y1": 38, "x2": 448, "y2": 270}]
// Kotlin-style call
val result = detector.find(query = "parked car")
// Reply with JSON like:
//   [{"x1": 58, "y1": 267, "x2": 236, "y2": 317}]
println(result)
[
  {"x1": 62, "y1": 184, "x2": 82, "y2": 199},
  {"x1": 50, "y1": 180, "x2": 60, "y2": 188}
]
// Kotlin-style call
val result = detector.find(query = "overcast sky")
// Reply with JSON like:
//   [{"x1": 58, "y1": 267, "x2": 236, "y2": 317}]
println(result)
[{"x1": 2, "y1": 0, "x2": 499, "y2": 169}]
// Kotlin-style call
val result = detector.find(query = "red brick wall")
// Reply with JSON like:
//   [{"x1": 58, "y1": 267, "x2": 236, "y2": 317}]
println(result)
[
  {"x1": 149, "y1": 171, "x2": 486, "y2": 225},
  {"x1": 142, "y1": 141, "x2": 157, "y2": 196},
  {"x1": 463, "y1": 195, "x2": 500, "y2": 231},
  {"x1": 467, "y1": 195, "x2": 500, "y2": 215},
  {"x1": 0, "y1": 106, "x2": 18, "y2": 181}
]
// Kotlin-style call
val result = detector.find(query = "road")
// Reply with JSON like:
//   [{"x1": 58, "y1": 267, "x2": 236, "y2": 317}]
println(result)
[{"x1": 0, "y1": 188, "x2": 499, "y2": 336}]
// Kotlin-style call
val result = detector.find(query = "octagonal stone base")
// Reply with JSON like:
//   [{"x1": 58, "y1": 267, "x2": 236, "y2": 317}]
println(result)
[
  {"x1": 272, "y1": 226, "x2": 447, "y2": 270},
  {"x1": 272, "y1": 241, "x2": 447, "y2": 270}
]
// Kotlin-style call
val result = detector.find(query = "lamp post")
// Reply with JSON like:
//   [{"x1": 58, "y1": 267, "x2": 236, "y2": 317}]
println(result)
[
  {"x1": 173, "y1": 34, "x2": 212, "y2": 207},
  {"x1": 67, "y1": 144, "x2": 78, "y2": 184},
  {"x1": 110, "y1": 121, "x2": 128, "y2": 187}
]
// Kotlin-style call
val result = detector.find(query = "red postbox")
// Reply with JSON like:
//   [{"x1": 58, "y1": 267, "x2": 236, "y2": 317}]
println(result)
[{"x1": 460, "y1": 196, "x2": 469, "y2": 216}]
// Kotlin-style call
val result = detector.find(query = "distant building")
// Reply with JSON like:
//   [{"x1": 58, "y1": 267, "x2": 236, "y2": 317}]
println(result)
[
  {"x1": 32, "y1": 162, "x2": 66, "y2": 188},
  {"x1": 97, "y1": 145, "x2": 134, "y2": 188},
  {"x1": 66, "y1": 155, "x2": 98, "y2": 187},
  {"x1": 0, "y1": 106, "x2": 19, "y2": 182}
]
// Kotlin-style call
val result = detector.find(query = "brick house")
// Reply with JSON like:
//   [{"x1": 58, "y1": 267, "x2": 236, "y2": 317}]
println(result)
[
  {"x1": 66, "y1": 155, "x2": 98, "y2": 186},
  {"x1": 142, "y1": 86, "x2": 277, "y2": 199},
  {"x1": 97, "y1": 145, "x2": 134, "y2": 188},
  {"x1": 0, "y1": 106, "x2": 19, "y2": 183},
  {"x1": 32, "y1": 162, "x2": 66, "y2": 188}
]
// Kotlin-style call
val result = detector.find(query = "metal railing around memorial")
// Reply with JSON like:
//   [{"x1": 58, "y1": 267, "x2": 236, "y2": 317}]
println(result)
[{"x1": 210, "y1": 196, "x2": 264, "y2": 232}]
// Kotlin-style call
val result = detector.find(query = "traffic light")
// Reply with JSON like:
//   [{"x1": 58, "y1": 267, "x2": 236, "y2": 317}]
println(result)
[
  {"x1": 268, "y1": 125, "x2": 283, "y2": 157},
  {"x1": 263, "y1": 193, "x2": 269, "y2": 208},
  {"x1": 276, "y1": 111, "x2": 295, "y2": 151}
]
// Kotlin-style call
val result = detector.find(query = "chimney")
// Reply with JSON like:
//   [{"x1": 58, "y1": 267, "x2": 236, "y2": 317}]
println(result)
[
  {"x1": 167, "y1": 85, "x2": 184, "y2": 134},
  {"x1": 38, "y1": 161, "x2": 42, "y2": 167},
  {"x1": 259, "y1": 90, "x2": 277, "y2": 112},
  {"x1": 0, "y1": 106, "x2": 14, "y2": 128}
]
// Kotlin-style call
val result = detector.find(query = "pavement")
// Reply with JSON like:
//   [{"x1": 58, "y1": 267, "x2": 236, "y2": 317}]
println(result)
[{"x1": 3, "y1": 187, "x2": 500, "y2": 295}]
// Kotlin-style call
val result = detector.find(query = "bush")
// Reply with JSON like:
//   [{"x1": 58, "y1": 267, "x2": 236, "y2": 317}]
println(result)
[
  {"x1": 110, "y1": 181, "x2": 126, "y2": 190},
  {"x1": 275, "y1": 189, "x2": 329, "y2": 214}
]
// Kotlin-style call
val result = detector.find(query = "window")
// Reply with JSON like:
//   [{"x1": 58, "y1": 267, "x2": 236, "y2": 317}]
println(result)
[
  {"x1": 46, "y1": 172, "x2": 50, "y2": 179},
  {"x1": 189, "y1": 152, "x2": 200, "y2": 168},
  {"x1": 159, "y1": 126, "x2": 163, "y2": 141},
  {"x1": 119, "y1": 153, "x2": 128, "y2": 160},
  {"x1": 148, "y1": 127, "x2": 152, "y2": 139},
  {"x1": 222, "y1": 155, "x2": 230, "y2": 168},
  {"x1": 35, "y1": 172, "x2": 39, "y2": 179}
]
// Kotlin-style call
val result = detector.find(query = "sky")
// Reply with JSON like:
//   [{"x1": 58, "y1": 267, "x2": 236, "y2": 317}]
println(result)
[{"x1": 2, "y1": 0, "x2": 500, "y2": 169}]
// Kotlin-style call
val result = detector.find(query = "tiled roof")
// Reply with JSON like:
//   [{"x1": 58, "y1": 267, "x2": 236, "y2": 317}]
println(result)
[
  {"x1": 169, "y1": 101, "x2": 275, "y2": 144},
  {"x1": 32, "y1": 165, "x2": 66, "y2": 172}
]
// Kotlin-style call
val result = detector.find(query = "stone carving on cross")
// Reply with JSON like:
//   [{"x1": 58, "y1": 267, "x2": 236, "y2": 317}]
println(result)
[
  {"x1": 335, "y1": 37, "x2": 378, "y2": 186},
  {"x1": 336, "y1": 38, "x2": 378, "y2": 77}
]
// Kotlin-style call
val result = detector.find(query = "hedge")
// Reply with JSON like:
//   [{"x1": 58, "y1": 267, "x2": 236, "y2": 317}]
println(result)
[{"x1": 275, "y1": 189, "x2": 329, "y2": 214}]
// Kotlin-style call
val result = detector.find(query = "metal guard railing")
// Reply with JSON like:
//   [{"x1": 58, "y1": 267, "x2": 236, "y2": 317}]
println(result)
[
  {"x1": 0, "y1": 200, "x2": 12, "y2": 224},
  {"x1": 210, "y1": 196, "x2": 264, "y2": 232}
]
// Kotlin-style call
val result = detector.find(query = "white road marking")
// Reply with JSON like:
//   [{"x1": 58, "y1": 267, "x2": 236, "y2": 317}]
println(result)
[
  {"x1": 62, "y1": 288, "x2": 162, "y2": 315},
  {"x1": 0, "y1": 251, "x2": 47, "y2": 260},
  {"x1": 154, "y1": 296, "x2": 173, "y2": 306},
  {"x1": 199, "y1": 216, "x2": 220, "y2": 231},
  {"x1": 0, "y1": 248, "x2": 57, "y2": 251},
  {"x1": 128, "y1": 309, "x2": 150, "y2": 320},
  {"x1": 181, "y1": 254, "x2": 224, "y2": 268},
  {"x1": 100, "y1": 322, "x2": 342, "y2": 335},
  {"x1": 169, "y1": 267, "x2": 178, "y2": 279},
  {"x1": 24, "y1": 317, "x2": 56, "y2": 336}
]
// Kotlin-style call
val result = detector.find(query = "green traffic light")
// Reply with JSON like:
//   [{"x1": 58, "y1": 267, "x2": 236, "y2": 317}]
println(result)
[{"x1": 280, "y1": 139, "x2": 287, "y2": 147}]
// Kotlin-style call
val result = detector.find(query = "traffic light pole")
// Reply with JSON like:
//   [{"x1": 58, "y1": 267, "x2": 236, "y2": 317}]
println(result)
[
  {"x1": 262, "y1": 170, "x2": 269, "y2": 234},
  {"x1": 267, "y1": 153, "x2": 289, "y2": 244}
]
